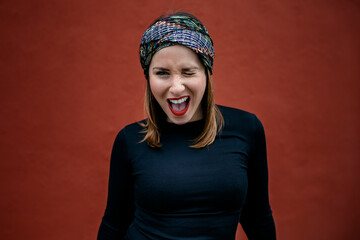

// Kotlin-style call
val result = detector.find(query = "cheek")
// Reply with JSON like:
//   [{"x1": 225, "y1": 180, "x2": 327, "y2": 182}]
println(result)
[
  {"x1": 195, "y1": 77, "x2": 207, "y2": 99},
  {"x1": 149, "y1": 78, "x2": 166, "y2": 101}
]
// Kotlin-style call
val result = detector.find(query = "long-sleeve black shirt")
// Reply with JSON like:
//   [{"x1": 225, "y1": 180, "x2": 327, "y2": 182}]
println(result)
[{"x1": 98, "y1": 105, "x2": 276, "y2": 239}]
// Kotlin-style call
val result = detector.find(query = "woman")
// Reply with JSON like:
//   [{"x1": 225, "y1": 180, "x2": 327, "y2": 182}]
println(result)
[{"x1": 98, "y1": 12, "x2": 276, "y2": 239}]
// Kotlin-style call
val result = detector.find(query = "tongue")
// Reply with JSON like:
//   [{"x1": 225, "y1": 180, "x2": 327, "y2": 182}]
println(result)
[{"x1": 171, "y1": 102, "x2": 187, "y2": 112}]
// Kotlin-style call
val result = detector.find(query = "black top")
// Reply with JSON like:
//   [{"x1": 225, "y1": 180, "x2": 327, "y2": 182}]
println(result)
[{"x1": 97, "y1": 105, "x2": 276, "y2": 239}]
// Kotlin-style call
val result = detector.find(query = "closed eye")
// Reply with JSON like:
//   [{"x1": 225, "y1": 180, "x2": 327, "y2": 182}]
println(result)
[{"x1": 183, "y1": 72, "x2": 195, "y2": 76}]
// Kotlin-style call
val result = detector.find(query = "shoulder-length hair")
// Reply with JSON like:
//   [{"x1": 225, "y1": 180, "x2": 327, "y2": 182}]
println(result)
[{"x1": 140, "y1": 68, "x2": 224, "y2": 148}]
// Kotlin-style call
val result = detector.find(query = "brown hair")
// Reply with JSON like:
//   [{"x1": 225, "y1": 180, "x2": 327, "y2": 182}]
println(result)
[{"x1": 140, "y1": 69, "x2": 224, "y2": 148}]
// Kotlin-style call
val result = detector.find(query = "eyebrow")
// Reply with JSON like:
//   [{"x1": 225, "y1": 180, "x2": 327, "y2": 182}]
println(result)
[
  {"x1": 152, "y1": 66, "x2": 199, "y2": 71},
  {"x1": 182, "y1": 67, "x2": 199, "y2": 71},
  {"x1": 152, "y1": 67, "x2": 169, "y2": 71}
]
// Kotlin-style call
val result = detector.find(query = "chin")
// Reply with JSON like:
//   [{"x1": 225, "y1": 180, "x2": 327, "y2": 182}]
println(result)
[{"x1": 167, "y1": 116, "x2": 191, "y2": 125}]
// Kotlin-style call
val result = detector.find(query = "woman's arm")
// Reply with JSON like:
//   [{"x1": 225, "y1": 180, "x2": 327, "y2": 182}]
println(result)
[
  {"x1": 239, "y1": 116, "x2": 276, "y2": 239},
  {"x1": 97, "y1": 129, "x2": 135, "y2": 240}
]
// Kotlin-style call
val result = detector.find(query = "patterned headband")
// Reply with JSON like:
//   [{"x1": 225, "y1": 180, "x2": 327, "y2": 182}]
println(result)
[{"x1": 139, "y1": 15, "x2": 215, "y2": 75}]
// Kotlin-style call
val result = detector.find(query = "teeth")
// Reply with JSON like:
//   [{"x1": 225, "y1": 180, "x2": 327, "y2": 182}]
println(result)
[{"x1": 169, "y1": 97, "x2": 188, "y2": 104}]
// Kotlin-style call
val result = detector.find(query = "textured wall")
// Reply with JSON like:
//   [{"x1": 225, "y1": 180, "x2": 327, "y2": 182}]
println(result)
[{"x1": 1, "y1": 0, "x2": 359, "y2": 239}]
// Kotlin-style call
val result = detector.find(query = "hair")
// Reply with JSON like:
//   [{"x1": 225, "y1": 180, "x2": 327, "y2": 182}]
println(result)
[{"x1": 139, "y1": 12, "x2": 224, "y2": 148}]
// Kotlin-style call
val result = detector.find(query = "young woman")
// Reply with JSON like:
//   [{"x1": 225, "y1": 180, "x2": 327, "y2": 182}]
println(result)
[{"x1": 97, "y1": 12, "x2": 276, "y2": 240}]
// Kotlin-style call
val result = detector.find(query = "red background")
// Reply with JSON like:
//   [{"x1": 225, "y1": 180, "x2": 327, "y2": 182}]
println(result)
[{"x1": 1, "y1": 0, "x2": 359, "y2": 239}]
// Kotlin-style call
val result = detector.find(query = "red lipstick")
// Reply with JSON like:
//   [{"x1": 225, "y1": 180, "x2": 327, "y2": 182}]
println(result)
[{"x1": 167, "y1": 96, "x2": 190, "y2": 116}]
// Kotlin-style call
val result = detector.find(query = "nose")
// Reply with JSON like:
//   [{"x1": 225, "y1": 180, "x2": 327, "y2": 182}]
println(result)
[{"x1": 169, "y1": 76, "x2": 185, "y2": 95}]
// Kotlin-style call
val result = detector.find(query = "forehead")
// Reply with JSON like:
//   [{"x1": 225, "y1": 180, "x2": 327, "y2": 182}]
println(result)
[{"x1": 150, "y1": 45, "x2": 204, "y2": 68}]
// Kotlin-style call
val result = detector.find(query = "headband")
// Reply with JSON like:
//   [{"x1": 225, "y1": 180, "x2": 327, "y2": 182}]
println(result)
[{"x1": 139, "y1": 15, "x2": 215, "y2": 75}]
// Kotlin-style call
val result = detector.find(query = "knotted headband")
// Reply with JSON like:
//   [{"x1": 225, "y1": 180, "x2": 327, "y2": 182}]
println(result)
[{"x1": 139, "y1": 15, "x2": 215, "y2": 75}]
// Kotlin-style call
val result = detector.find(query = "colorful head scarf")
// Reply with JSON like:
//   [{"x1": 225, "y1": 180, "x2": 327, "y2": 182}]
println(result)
[{"x1": 140, "y1": 14, "x2": 215, "y2": 75}]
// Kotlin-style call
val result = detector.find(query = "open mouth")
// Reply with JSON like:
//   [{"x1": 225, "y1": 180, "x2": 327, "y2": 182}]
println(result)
[{"x1": 167, "y1": 96, "x2": 190, "y2": 116}]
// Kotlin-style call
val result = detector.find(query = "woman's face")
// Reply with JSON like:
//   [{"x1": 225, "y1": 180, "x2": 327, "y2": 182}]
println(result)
[{"x1": 149, "y1": 45, "x2": 207, "y2": 125}]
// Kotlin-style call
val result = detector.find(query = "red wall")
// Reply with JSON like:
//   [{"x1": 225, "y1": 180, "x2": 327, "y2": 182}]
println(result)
[{"x1": 1, "y1": 0, "x2": 359, "y2": 239}]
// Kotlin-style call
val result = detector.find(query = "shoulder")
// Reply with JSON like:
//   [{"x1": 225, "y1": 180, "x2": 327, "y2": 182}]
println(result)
[
  {"x1": 216, "y1": 105, "x2": 266, "y2": 152},
  {"x1": 122, "y1": 120, "x2": 146, "y2": 133},
  {"x1": 114, "y1": 120, "x2": 147, "y2": 145},
  {"x1": 217, "y1": 105, "x2": 255, "y2": 119},
  {"x1": 217, "y1": 105, "x2": 262, "y2": 131}
]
